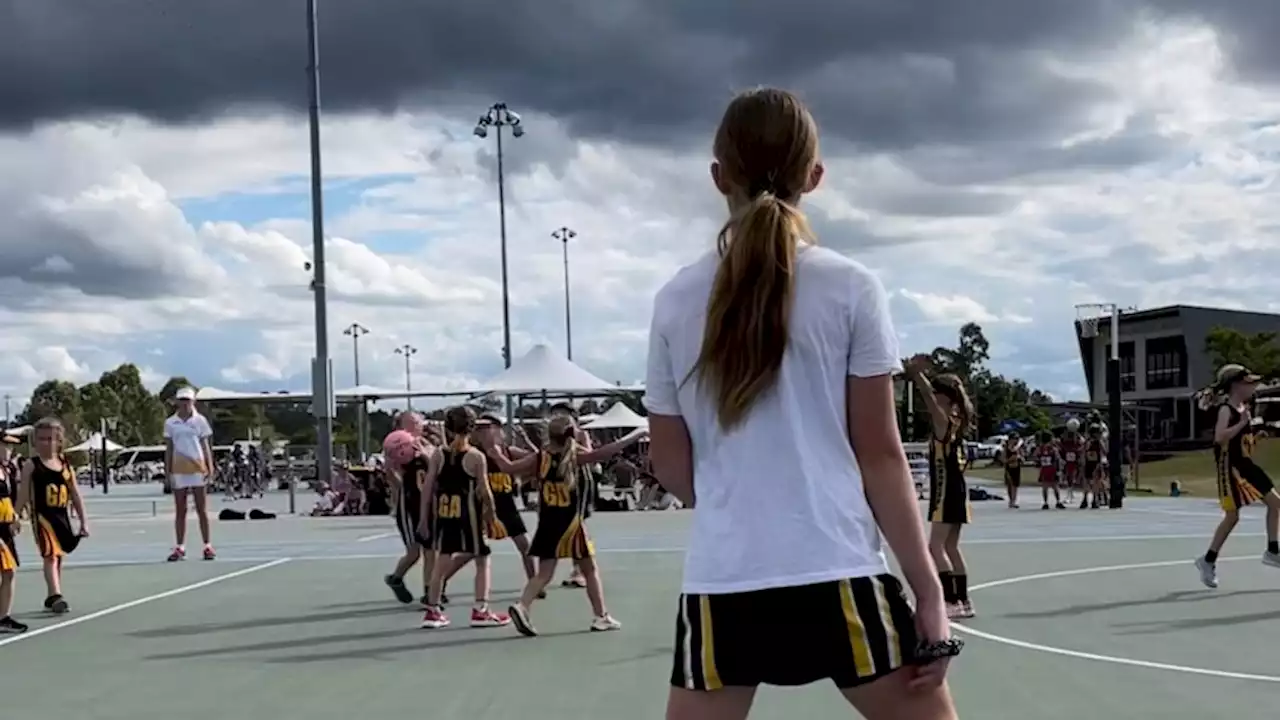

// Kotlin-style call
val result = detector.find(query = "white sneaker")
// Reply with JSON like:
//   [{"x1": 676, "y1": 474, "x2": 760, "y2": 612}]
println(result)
[
  {"x1": 1262, "y1": 552, "x2": 1280, "y2": 569},
  {"x1": 590, "y1": 614, "x2": 621, "y2": 632},
  {"x1": 1195, "y1": 557, "x2": 1219, "y2": 589}
]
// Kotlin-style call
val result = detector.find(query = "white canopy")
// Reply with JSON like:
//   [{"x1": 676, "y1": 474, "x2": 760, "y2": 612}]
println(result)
[
  {"x1": 196, "y1": 387, "x2": 316, "y2": 403},
  {"x1": 478, "y1": 344, "x2": 619, "y2": 395},
  {"x1": 66, "y1": 432, "x2": 124, "y2": 453},
  {"x1": 583, "y1": 403, "x2": 648, "y2": 430}
]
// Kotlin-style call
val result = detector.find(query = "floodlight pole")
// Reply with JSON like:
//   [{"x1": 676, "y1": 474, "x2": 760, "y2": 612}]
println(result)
[
  {"x1": 343, "y1": 323, "x2": 369, "y2": 461},
  {"x1": 1078, "y1": 302, "x2": 1124, "y2": 508},
  {"x1": 475, "y1": 102, "x2": 524, "y2": 430},
  {"x1": 306, "y1": 0, "x2": 334, "y2": 486},
  {"x1": 552, "y1": 226, "x2": 577, "y2": 360}
]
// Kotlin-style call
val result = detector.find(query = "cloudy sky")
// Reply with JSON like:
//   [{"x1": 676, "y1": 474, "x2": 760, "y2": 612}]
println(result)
[{"x1": 3, "y1": 1, "x2": 1280, "y2": 413}]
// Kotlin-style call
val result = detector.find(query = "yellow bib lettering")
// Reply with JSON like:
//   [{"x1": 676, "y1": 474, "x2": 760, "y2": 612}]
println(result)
[
  {"x1": 541, "y1": 482, "x2": 571, "y2": 508},
  {"x1": 437, "y1": 495, "x2": 462, "y2": 519}
]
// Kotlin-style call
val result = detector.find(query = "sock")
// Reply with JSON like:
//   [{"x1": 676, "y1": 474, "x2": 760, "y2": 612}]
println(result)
[
  {"x1": 954, "y1": 574, "x2": 969, "y2": 603},
  {"x1": 1268, "y1": 541, "x2": 1279, "y2": 556},
  {"x1": 1205, "y1": 549, "x2": 1219, "y2": 564},
  {"x1": 939, "y1": 571, "x2": 956, "y2": 604}
]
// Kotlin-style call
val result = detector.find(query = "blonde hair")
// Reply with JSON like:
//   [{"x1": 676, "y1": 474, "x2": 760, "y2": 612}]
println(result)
[
  {"x1": 546, "y1": 415, "x2": 580, "y2": 488},
  {"x1": 689, "y1": 88, "x2": 818, "y2": 430},
  {"x1": 33, "y1": 416, "x2": 64, "y2": 455}
]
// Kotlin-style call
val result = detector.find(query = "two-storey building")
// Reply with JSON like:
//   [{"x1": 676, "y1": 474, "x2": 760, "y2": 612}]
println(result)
[{"x1": 1075, "y1": 304, "x2": 1280, "y2": 443}]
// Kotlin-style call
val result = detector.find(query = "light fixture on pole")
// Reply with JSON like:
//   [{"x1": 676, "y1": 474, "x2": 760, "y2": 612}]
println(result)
[
  {"x1": 1075, "y1": 302, "x2": 1124, "y2": 509},
  {"x1": 475, "y1": 102, "x2": 523, "y2": 428},
  {"x1": 343, "y1": 322, "x2": 370, "y2": 460},
  {"x1": 395, "y1": 344, "x2": 418, "y2": 411},
  {"x1": 552, "y1": 226, "x2": 577, "y2": 360},
  {"x1": 100, "y1": 416, "x2": 119, "y2": 495}
]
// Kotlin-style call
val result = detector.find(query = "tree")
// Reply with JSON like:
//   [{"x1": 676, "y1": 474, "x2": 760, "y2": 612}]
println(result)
[
  {"x1": 20, "y1": 380, "x2": 84, "y2": 436},
  {"x1": 1204, "y1": 326, "x2": 1280, "y2": 380},
  {"x1": 158, "y1": 376, "x2": 193, "y2": 405},
  {"x1": 79, "y1": 382, "x2": 123, "y2": 435},
  {"x1": 98, "y1": 364, "x2": 165, "y2": 445},
  {"x1": 929, "y1": 322, "x2": 990, "y2": 379}
]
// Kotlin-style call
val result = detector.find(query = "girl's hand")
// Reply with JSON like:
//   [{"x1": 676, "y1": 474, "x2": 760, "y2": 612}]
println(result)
[
  {"x1": 11, "y1": 521, "x2": 20, "y2": 536},
  {"x1": 77, "y1": 522, "x2": 90, "y2": 538},
  {"x1": 906, "y1": 594, "x2": 953, "y2": 692}
]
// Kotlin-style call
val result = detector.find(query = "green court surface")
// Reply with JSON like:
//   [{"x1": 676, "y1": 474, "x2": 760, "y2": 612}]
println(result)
[{"x1": 1, "y1": 492, "x2": 1279, "y2": 719}]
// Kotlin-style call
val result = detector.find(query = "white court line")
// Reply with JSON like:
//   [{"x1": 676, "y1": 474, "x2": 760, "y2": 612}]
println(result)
[
  {"x1": 356, "y1": 532, "x2": 397, "y2": 543},
  {"x1": 964, "y1": 531, "x2": 1265, "y2": 546},
  {"x1": 952, "y1": 555, "x2": 1280, "y2": 683},
  {"x1": 0, "y1": 558, "x2": 291, "y2": 649}
]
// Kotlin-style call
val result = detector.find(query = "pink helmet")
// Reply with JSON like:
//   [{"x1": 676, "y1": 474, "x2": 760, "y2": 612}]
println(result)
[{"x1": 382, "y1": 429, "x2": 418, "y2": 468}]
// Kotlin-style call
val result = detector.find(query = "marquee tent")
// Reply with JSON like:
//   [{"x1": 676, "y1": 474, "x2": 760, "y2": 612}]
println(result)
[
  {"x1": 582, "y1": 402, "x2": 648, "y2": 430},
  {"x1": 477, "y1": 344, "x2": 620, "y2": 396},
  {"x1": 67, "y1": 432, "x2": 124, "y2": 453}
]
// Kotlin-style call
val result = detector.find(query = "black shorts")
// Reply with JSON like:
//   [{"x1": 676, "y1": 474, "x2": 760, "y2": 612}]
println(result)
[
  {"x1": 1003, "y1": 466, "x2": 1021, "y2": 488},
  {"x1": 1219, "y1": 461, "x2": 1275, "y2": 511},
  {"x1": 927, "y1": 477, "x2": 970, "y2": 525},
  {"x1": 671, "y1": 574, "x2": 917, "y2": 690},
  {"x1": 487, "y1": 492, "x2": 527, "y2": 540},
  {"x1": 395, "y1": 493, "x2": 426, "y2": 548}
]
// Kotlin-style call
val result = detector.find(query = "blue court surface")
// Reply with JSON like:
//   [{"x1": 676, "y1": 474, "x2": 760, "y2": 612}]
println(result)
[{"x1": 0, "y1": 486, "x2": 1277, "y2": 719}]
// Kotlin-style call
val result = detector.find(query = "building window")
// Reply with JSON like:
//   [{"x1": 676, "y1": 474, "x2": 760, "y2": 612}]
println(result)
[
  {"x1": 1104, "y1": 342, "x2": 1137, "y2": 393},
  {"x1": 1145, "y1": 335, "x2": 1188, "y2": 390}
]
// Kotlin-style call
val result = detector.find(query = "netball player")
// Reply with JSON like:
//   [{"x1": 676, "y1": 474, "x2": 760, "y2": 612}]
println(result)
[
  {"x1": 1194, "y1": 365, "x2": 1280, "y2": 588},
  {"x1": 1082, "y1": 426, "x2": 1105, "y2": 510},
  {"x1": 1059, "y1": 419, "x2": 1084, "y2": 505},
  {"x1": 475, "y1": 414, "x2": 538, "y2": 586},
  {"x1": 549, "y1": 403, "x2": 591, "y2": 589},
  {"x1": 489, "y1": 415, "x2": 642, "y2": 636},
  {"x1": 419, "y1": 406, "x2": 509, "y2": 629},
  {"x1": 1035, "y1": 431, "x2": 1065, "y2": 510},
  {"x1": 644, "y1": 89, "x2": 958, "y2": 720},
  {"x1": 163, "y1": 387, "x2": 216, "y2": 561},
  {"x1": 1001, "y1": 432, "x2": 1023, "y2": 509},
  {"x1": 15, "y1": 418, "x2": 87, "y2": 614},
  {"x1": 0, "y1": 435, "x2": 26, "y2": 633},
  {"x1": 383, "y1": 412, "x2": 438, "y2": 605},
  {"x1": 906, "y1": 359, "x2": 976, "y2": 620}
]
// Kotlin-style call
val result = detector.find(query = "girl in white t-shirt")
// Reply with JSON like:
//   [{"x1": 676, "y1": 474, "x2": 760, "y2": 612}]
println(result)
[{"x1": 644, "y1": 88, "x2": 959, "y2": 720}]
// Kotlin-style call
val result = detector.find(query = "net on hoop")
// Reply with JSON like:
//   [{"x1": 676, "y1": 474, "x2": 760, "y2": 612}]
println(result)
[{"x1": 1075, "y1": 306, "x2": 1102, "y2": 339}]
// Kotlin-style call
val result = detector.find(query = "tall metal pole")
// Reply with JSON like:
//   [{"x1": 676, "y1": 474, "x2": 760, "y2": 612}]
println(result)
[
  {"x1": 343, "y1": 323, "x2": 369, "y2": 461},
  {"x1": 475, "y1": 104, "x2": 524, "y2": 432},
  {"x1": 1107, "y1": 306, "x2": 1123, "y2": 508},
  {"x1": 395, "y1": 344, "x2": 417, "y2": 411},
  {"x1": 552, "y1": 226, "x2": 576, "y2": 360},
  {"x1": 306, "y1": 0, "x2": 334, "y2": 486}
]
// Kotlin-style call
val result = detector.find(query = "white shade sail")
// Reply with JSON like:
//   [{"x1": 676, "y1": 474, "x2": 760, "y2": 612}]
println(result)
[
  {"x1": 477, "y1": 344, "x2": 619, "y2": 395},
  {"x1": 582, "y1": 403, "x2": 648, "y2": 430},
  {"x1": 66, "y1": 432, "x2": 124, "y2": 453}
]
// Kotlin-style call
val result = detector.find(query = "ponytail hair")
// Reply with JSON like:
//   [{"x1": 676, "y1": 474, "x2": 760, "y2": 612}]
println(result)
[{"x1": 689, "y1": 87, "x2": 820, "y2": 430}]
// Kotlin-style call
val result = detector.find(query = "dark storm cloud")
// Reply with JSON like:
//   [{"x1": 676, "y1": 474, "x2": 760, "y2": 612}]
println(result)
[{"x1": 4, "y1": 0, "x2": 1178, "y2": 151}]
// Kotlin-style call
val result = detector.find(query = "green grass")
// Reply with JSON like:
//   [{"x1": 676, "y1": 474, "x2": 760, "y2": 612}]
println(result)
[{"x1": 969, "y1": 438, "x2": 1280, "y2": 499}]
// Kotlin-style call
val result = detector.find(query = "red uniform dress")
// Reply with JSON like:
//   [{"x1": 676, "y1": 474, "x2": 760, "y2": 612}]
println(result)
[
  {"x1": 1037, "y1": 445, "x2": 1058, "y2": 486},
  {"x1": 1059, "y1": 434, "x2": 1083, "y2": 487}
]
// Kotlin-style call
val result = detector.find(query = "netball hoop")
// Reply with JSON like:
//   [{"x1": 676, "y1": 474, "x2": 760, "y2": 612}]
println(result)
[
  {"x1": 1073, "y1": 301, "x2": 1123, "y2": 508},
  {"x1": 1074, "y1": 304, "x2": 1105, "y2": 339}
]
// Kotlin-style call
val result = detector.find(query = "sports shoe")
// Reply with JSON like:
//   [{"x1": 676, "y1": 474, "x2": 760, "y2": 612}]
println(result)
[
  {"x1": 509, "y1": 603, "x2": 538, "y2": 637},
  {"x1": 167, "y1": 546, "x2": 186, "y2": 562},
  {"x1": 590, "y1": 614, "x2": 622, "y2": 632},
  {"x1": 386, "y1": 575, "x2": 414, "y2": 604},
  {"x1": 420, "y1": 606, "x2": 450, "y2": 629},
  {"x1": 0, "y1": 616, "x2": 29, "y2": 634},
  {"x1": 1195, "y1": 556, "x2": 1219, "y2": 589},
  {"x1": 954, "y1": 601, "x2": 976, "y2": 619},
  {"x1": 945, "y1": 602, "x2": 964, "y2": 619},
  {"x1": 1262, "y1": 551, "x2": 1280, "y2": 569},
  {"x1": 46, "y1": 595, "x2": 69, "y2": 614},
  {"x1": 470, "y1": 607, "x2": 511, "y2": 628},
  {"x1": 202, "y1": 545, "x2": 216, "y2": 561}
]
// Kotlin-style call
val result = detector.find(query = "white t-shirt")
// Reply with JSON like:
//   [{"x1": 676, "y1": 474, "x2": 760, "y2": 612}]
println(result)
[
  {"x1": 164, "y1": 412, "x2": 213, "y2": 473},
  {"x1": 644, "y1": 246, "x2": 901, "y2": 595}
]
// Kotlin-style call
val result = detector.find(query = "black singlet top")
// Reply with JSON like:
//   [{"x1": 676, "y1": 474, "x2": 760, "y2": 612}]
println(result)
[
  {"x1": 31, "y1": 456, "x2": 72, "y2": 515},
  {"x1": 929, "y1": 418, "x2": 967, "y2": 484},
  {"x1": 434, "y1": 449, "x2": 475, "y2": 516},
  {"x1": 1215, "y1": 404, "x2": 1256, "y2": 469}
]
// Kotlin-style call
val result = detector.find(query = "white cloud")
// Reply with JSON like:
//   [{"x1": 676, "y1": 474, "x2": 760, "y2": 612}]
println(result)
[{"x1": 1, "y1": 18, "x2": 1279, "y2": 406}]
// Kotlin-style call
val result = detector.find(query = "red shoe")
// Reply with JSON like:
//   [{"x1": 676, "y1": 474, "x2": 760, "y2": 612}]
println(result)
[
  {"x1": 167, "y1": 547, "x2": 186, "y2": 562},
  {"x1": 470, "y1": 607, "x2": 511, "y2": 628},
  {"x1": 202, "y1": 545, "x2": 216, "y2": 561},
  {"x1": 420, "y1": 606, "x2": 450, "y2": 629}
]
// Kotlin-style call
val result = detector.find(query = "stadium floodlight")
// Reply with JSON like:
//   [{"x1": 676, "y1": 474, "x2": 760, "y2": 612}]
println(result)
[{"x1": 475, "y1": 102, "x2": 526, "y2": 430}]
